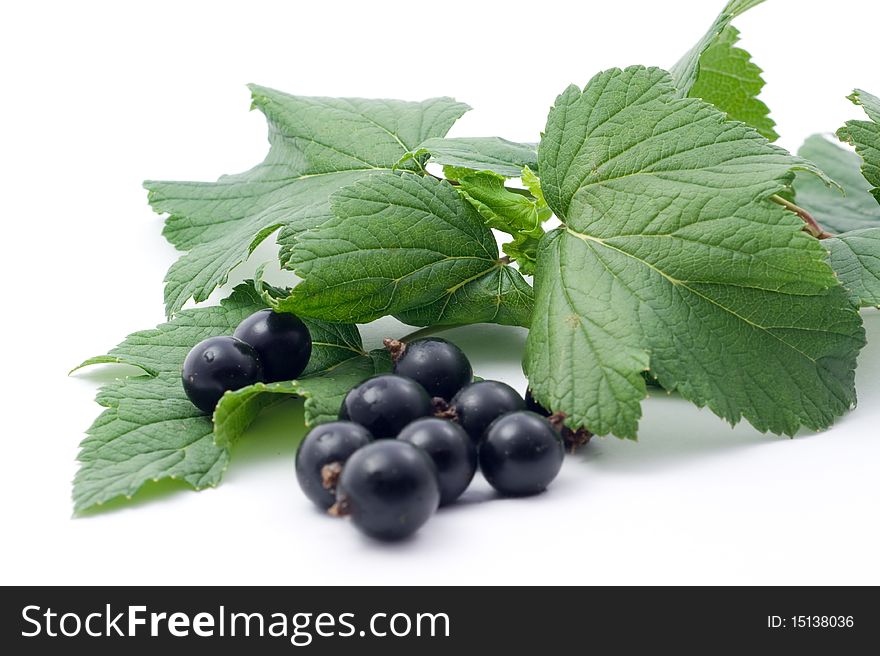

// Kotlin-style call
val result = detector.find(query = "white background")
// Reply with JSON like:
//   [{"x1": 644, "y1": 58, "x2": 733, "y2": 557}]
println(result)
[{"x1": 1, "y1": 0, "x2": 878, "y2": 585}]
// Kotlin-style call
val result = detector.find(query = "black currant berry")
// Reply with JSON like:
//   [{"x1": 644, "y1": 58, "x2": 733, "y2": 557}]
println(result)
[
  {"x1": 295, "y1": 421, "x2": 373, "y2": 510},
  {"x1": 339, "y1": 374, "x2": 433, "y2": 438},
  {"x1": 397, "y1": 418, "x2": 476, "y2": 505},
  {"x1": 387, "y1": 337, "x2": 472, "y2": 401},
  {"x1": 181, "y1": 336, "x2": 264, "y2": 413},
  {"x1": 233, "y1": 309, "x2": 312, "y2": 383},
  {"x1": 333, "y1": 440, "x2": 440, "y2": 541},
  {"x1": 450, "y1": 380, "x2": 525, "y2": 442},
  {"x1": 480, "y1": 411, "x2": 565, "y2": 496}
]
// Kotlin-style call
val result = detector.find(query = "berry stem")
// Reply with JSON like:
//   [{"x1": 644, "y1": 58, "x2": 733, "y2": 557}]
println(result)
[
  {"x1": 327, "y1": 497, "x2": 350, "y2": 518},
  {"x1": 547, "y1": 411, "x2": 592, "y2": 453},
  {"x1": 769, "y1": 195, "x2": 832, "y2": 239},
  {"x1": 321, "y1": 462, "x2": 343, "y2": 491},
  {"x1": 383, "y1": 338, "x2": 406, "y2": 362},
  {"x1": 432, "y1": 397, "x2": 458, "y2": 421}
]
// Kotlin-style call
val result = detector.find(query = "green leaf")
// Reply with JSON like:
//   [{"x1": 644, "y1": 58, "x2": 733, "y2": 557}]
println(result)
[
  {"x1": 522, "y1": 167, "x2": 548, "y2": 207},
  {"x1": 274, "y1": 173, "x2": 534, "y2": 327},
  {"x1": 688, "y1": 26, "x2": 778, "y2": 141},
  {"x1": 213, "y1": 350, "x2": 391, "y2": 448},
  {"x1": 793, "y1": 135, "x2": 879, "y2": 233},
  {"x1": 670, "y1": 0, "x2": 765, "y2": 98},
  {"x1": 455, "y1": 170, "x2": 549, "y2": 275},
  {"x1": 526, "y1": 66, "x2": 864, "y2": 439},
  {"x1": 145, "y1": 87, "x2": 470, "y2": 317},
  {"x1": 837, "y1": 89, "x2": 880, "y2": 205},
  {"x1": 407, "y1": 137, "x2": 538, "y2": 178},
  {"x1": 826, "y1": 228, "x2": 880, "y2": 307},
  {"x1": 73, "y1": 283, "x2": 362, "y2": 512}
]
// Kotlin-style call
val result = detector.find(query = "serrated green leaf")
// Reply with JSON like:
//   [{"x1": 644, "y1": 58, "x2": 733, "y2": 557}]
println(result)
[
  {"x1": 145, "y1": 88, "x2": 469, "y2": 317},
  {"x1": 394, "y1": 265, "x2": 535, "y2": 326},
  {"x1": 838, "y1": 89, "x2": 880, "y2": 205},
  {"x1": 454, "y1": 170, "x2": 549, "y2": 275},
  {"x1": 274, "y1": 173, "x2": 534, "y2": 327},
  {"x1": 407, "y1": 137, "x2": 538, "y2": 178},
  {"x1": 826, "y1": 228, "x2": 880, "y2": 307},
  {"x1": 793, "y1": 135, "x2": 879, "y2": 233},
  {"x1": 73, "y1": 283, "x2": 363, "y2": 512},
  {"x1": 214, "y1": 350, "x2": 391, "y2": 448},
  {"x1": 688, "y1": 26, "x2": 778, "y2": 140},
  {"x1": 670, "y1": 0, "x2": 765, "y2": 98},
  {"x1": 527, "y1": 66, "x2": 864, "y2": 439}
]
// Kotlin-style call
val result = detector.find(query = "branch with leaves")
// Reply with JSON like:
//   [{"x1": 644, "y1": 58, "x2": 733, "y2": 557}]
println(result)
[{"x1": 72, "y1": 0, "x2": 880, "y2": 513}]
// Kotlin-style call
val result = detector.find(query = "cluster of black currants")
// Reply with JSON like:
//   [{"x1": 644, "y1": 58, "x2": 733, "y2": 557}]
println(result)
[
  {"x1": 181, "y1": 310, "x2": 313, "y2": 413},
  {"x1": 296, "y1": 337, "x2": 571, "y2": 542}
]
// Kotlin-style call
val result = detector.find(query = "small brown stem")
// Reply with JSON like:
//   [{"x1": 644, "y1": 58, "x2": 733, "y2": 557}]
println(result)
[
  {"x1": 564, "y1": 429, "x2": 593, "y2": 454},
  {"x1": 548, "y1": 411, "x2": 568, "y2": 432},
  {"x1": 547, "y1": 411, "x2": 592, "y2": 453},
  {"x1": 432, "y1": 397, "x2": 458, "y2": 421},
  {"x1": 770, "y1": 195, "x2": 832, "y2": 239},
  {"x1": 321, "y1": 462, "x2": 343, "y2": 491},
  {"x1": 327, "y1": 496, "x2": 350, "y2": 518},
  {"x1": 383, "y1": 338, "x2": 406, "y2": 362}
]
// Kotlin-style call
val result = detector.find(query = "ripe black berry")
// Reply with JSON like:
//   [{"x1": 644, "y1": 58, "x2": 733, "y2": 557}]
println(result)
[
  {"x1": 480, "y1": 411, "x2": 565, "y2": 496},
  {"x1": 181, "y1": 336, "x2": 264, "y2": 413},
  {"x1": 450, "y1": 380, "x2": 525, "y2": 442},
  {"x1": 295, "y1": 421, "x2": 373, "y2": 509},
  {"x1": 333, "y1": 440, "x2": 440, "y2": 541},
  {"x1": 398, "y1": 418, "x2": 476, "y2": 505},
  {"x1": 387, "y1": 337, "x2": 472, "y2": 401},
  {"x1": 339, "y1": 374, "x2": 433, "y2": 438},
  {"x1": 233, "y1": 309, "x2": 312, "y2": 382}
]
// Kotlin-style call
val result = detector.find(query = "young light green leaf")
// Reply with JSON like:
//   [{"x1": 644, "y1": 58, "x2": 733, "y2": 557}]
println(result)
[
  {"x1": 521, "y1": 167, "x2": 547, "y2": 207},
  {"x1": 670, "y1": 0, "x2": 765, "y2": 98},
  {"x1": 455, "y1": 171, "x2": 549, "y2": 274},
  {"x1": 837, "y1": 89, "x2": 880, "y2": 205},
  {"x1": 73, "y1": 283, "x2": 362, "y2": 512},
  {"x1": 274, "y1": 173, "x2": 534, "y2": 327},
  {"x1": 826, "y1": 228, "x2": 880, "y2": 307},
  {"x1": 527, "y1": 66, "x2": 864, "y2": 439},
  {"x1": 793, "y1": 135, "x2": 879, "y2": 233},
  {"x1": 145, "y1": 87, "x2": 470, "y2": 316},
  {"x1": 213, "y1": 350, "x2": 391, "y2": 448},
  {"x1": 406, "y1": 137, "x2": 538, "y2": 178},
  {"x1": 688, "y1": 26, "x2": 778, "y2": 140}
]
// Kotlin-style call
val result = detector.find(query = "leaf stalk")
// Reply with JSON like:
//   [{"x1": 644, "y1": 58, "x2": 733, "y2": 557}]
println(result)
[{"x1": 770, "y1": 195, "x2": 832, "y2": 239}]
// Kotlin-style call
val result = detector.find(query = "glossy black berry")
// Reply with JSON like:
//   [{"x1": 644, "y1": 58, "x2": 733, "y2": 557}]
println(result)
[
  {"x1": 389, "y1": 337, "x2": 472, "y2": 401},
  {"x1": 480, "y1": 411, "x2": 565, "y2": 496},
  {"x1": 181, "y1": 336, "x2": 264, "y2": 413},
  {"x1": 398, "y1": 418, "x2": 476, "y2": 505},
  {"x1": 339, "y1": 374, "x2": 433, "y2": 438},
  {"x1": 334, "y1": 440, "x2": 440, "y2": 541},
  {"x1": 233, "y1": 309, "x2": 312, "y2": 383},
  {"x1": 450, "y1": 380, "x2": 525, "y2": 442},
  {"x1": 295, "y1": 421, "x2": 373, "y2": 510}
]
